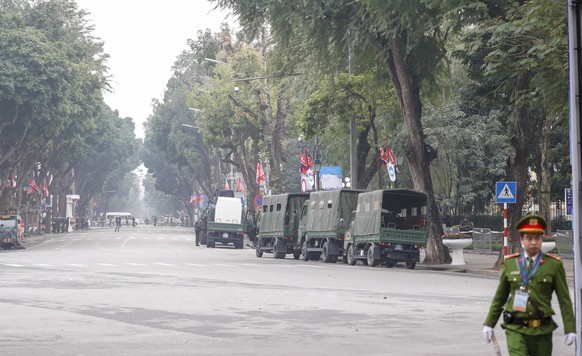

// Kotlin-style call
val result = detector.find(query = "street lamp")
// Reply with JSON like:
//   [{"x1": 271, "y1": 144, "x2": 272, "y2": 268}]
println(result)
[
  {"x1": 344, "y1": 177, "x2": 351, "y2": 188},
  {"x1": 313, "y1": 158, "x2": 322, "y2": 191}
]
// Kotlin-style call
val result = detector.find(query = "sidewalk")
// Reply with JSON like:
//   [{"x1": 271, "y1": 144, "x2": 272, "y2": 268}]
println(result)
[{"x1": 417, "y1": 251, "x2": 575, "y2": 283}]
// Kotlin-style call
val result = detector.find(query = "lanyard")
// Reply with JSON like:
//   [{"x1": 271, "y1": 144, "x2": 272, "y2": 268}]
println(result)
[{"x1": 519, "y1": 251, "x2": 542, "y2": 289}]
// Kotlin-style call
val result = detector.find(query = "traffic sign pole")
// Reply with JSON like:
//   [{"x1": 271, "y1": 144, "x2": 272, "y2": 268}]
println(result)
[{"x1": 503, "y1": 203, "x2": 508, "y2": 256}]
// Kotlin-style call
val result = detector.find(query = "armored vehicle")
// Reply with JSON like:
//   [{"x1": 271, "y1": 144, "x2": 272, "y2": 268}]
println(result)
[
  {"x1": 298, "y1": 189, "x2": 362, "y2": 263},
  {"x1": 255, "y1": 193, "x2": 310, "y2": 259},
  {"x1": 344, "y1": 189, "x2": 428, "y2": 269}
]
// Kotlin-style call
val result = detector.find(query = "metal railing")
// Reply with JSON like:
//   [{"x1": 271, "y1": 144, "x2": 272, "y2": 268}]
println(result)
[{"x1": 444, "y1": 227, "x2": 574, "y2": 257}]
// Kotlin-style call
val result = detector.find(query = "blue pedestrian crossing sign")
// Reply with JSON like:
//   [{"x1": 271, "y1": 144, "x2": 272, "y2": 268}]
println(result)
[{"x1": 495, "y1": 181, "x2": 517, "y2": 203}]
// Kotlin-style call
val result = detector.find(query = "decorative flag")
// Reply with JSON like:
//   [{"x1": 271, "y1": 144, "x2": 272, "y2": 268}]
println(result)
[
  {"x1": 27, "y1": 178, "x2": 40, "y2": 194},
  {"x1": 379, "y1": 145, "x2": 397, "y2": 167},
  {"x1": 225, "y1": 178, "x2": 230, "y2": 190},
  {"x1": 379, "y1": 146, "x2": 389, "y2": 167},
  {"x1": 42, "y1": 180, "x2": 49, "y2": 197},
  {"x1": 190, "y1": 194, "x2": 196, "y2": 204},
  {"x1": 300, "y1": 147, "x2": 313, "y2": 174},
  {"x1": 256, "y1": 161, "x2": 265, "y2": 186},
  {"x1": 386, "y1": 147, "x2": 396, "y2": 165},
  {"x1": 237, "y1": 177, "x2": 244, "y2": 192}
]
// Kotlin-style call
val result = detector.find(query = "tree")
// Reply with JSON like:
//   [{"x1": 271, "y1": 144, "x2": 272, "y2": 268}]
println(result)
[
  {"x1": 212, "y1": 0, "x2": 454, "y2": 263},
  {"x1": 454, "y1": 0, "x2": 569, "y2": 265},
  {"x1": 0, "y1": 0, "x2": 109, "y2": 215}
]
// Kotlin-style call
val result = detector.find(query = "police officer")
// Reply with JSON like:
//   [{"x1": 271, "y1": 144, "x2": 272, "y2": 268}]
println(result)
[{"x1": 482, "y1": 214, "x2": 576, "y2": 355}]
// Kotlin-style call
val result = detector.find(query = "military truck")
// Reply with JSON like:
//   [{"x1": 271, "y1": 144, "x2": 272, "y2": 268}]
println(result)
[
  {"x1": 0, "y1": 214, "x2": 24, "y2": 249},
  {"x1": 204, "y1": 196, "x2": 246, "y2": 249},
  {"x1": 195, "y1": 189, "x2": 235, "y2": 245},
  {"x1": 255, "y1": 193, "x2": 310, "y2": 259},
  {"x1": 343, "y1": 189, "x2": 428, "y2": 269},
  {"x1": 298, "y1": 189, "x2": 361, "y2": 263}
]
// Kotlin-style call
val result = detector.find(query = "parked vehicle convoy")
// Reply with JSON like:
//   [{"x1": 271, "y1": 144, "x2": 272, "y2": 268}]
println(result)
[
  {"x1": 0, "y1": 214, "x2": 24, "y2": 249},
  {"x1": 343, "y1": 189, "x2": 428, "y2": 269},
  {"x1": 298, "y1": 189, "x2": 362, "y2": 263},
  {"x1": 255, "y1": 193, "x2": 310, "y2": 259}
]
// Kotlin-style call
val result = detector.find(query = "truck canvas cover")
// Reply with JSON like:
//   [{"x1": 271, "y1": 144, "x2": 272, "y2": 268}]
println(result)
[
  {"x1": 305, "y1": 190, "x2": 360, "y2": 233},
  {"x1": 354, "y1": 189, "x2": 428, "y2": 237},
  {"x1": 260, "y1": 193, "x2": 309, "y2": 234}
]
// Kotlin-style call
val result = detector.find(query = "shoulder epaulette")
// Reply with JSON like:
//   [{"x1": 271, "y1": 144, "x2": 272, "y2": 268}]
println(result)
[
  {"x1": 504, "y1": 252, "x2": 520, "y2": 260},
  {"x1": 545, "y1": 253, "x2": 561, "y2": 261}
]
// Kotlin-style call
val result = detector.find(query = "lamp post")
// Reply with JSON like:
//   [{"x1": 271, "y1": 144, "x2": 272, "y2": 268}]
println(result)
[{"x1": 313, "y1": 159, "x2": 322, "y2": 191}]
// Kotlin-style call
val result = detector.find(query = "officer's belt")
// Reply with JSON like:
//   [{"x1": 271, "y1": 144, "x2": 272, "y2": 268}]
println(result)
[{"x1": 510, "y1": 316, "x2": 552, "y2": 328}]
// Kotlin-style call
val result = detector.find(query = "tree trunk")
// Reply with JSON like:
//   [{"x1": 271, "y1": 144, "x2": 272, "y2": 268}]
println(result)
[
  {"x1": 494, "y1": 74, "x2": 534, "y2": 268},
  {"x1": 380, "y1": 34, "x2": 450, "y2": 264}
]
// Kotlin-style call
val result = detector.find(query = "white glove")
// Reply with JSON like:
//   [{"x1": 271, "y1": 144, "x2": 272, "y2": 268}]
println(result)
[
  {"x1": 565, "y1": 333, "x2": 576, "y2": 346},
  {"x1": 482, "y1": 325, "x2": 494, "y2": 343}
]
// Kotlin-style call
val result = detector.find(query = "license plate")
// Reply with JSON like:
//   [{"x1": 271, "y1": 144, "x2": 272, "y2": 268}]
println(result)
[
  {"x1": 222, "y1": 233, "x2": 229, "y2": 238},
  {"x1": 394, "y1": 244, "x2": 403, "y2": 250}
]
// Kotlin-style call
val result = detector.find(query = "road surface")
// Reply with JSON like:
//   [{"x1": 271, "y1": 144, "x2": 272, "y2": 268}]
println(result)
[{"x1": 0, "y1": 225, "x2": 574, "y2": 355}]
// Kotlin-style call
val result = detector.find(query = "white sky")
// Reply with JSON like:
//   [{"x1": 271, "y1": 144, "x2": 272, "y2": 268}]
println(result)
[{"x1": 74, "y1": 0, "x2": 234, "y2": 138}]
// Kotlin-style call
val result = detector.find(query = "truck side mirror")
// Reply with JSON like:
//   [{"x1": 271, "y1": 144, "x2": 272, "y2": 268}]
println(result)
[{"x1": 339, "y1": 218, "x2": 345, "y2": 227}]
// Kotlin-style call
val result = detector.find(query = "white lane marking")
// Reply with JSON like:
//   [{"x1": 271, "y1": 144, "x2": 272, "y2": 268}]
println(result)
[
  {"x1": 239, "y1": 263, "x2": 264, "y2": 267},
  {"x1": 154, "y1": 263, "x2": 177, "y2": 267},
  {"x1": 171, "y1": 237, "x2": 178, "y2": 240},
  {"x1": 294, "y1": 264, "x2": 323, "y2": 268},
  {"x1": 1, "y1": 263, "x2": 23, "y2": 267},
  {"x1": 68, "y1": 264, "x2": 86, "y2": 267},
  {"x1": 213, "y1": 264, "x2": 234, "y2": 267},
  {"x1": 115, "y1": 237, "x2": 122, "y2": 240},
  {"x1": 184, "y1": 263, "x2": 206, "y2": 267},
  {"x1": 95, "y1": 263, "x2": 116, "y2": 267},
  {"x1": 33, "y1": 263, "x2": 52, "y2": 267},
  {"x1": 86, "y1": 238, "x2": 93, "y2": 241},
  {"x1": 125, "y1": 263, "x2": 145, "y2": 266},
  {"x1": 157, "y1": 238, "x2": 164, "y2": 240}
]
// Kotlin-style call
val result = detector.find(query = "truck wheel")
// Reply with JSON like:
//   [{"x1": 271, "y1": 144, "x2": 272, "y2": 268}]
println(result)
[
  {"x1": 342, "y1": 252, "x2": 348, "y2": 264},
  {"x1": 322, "y1": 242, "x2": 330, "y2": 263},
  {"x1": 367, "y1": 246, "x2": 378, "y2": 267},
  {"x1": 255, "y1": 241, "x2": 263, "y2": 257},
  {"x1": 207, "y1": 239, "x2": 215, "y2": 248},
  {"x1": 329, "y1": 254, "x2": 338, "y2": 263},
  {"x1": 301, "y1": 241, "x2": 310, "y2": 261},
  {"x1": 293, "y1": 250, "x2": 301, "y2": 260},
  {"x1": 272, "y1": 241, "x2": 284, "y2": 259},
  {"x1": 406, "y1": 260, "x2": 416, "y2": 269},
  {"x1": 385, "y1": 261, "x2": 395, "y2": 268},
  {"x1": 347, "y1": 245, "x2": 357, "y2": 266},
  {"x1": 235, "y1": 241, "x2": 244, "y2": 249}
]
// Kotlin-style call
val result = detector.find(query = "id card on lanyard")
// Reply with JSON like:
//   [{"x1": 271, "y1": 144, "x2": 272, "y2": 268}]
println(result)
[{"x1": 512, "y1": 252, "x2": 542, "y2": 312}]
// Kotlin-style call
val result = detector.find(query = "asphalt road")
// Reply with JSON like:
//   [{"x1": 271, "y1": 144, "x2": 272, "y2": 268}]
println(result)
[{"x1": 0, "y1": 226, "x2": 574, "y2": 356}]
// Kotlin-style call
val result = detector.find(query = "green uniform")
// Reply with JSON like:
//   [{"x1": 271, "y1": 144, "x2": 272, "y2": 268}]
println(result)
[{"x1": 484, "y1": 252, "x2": 575, "y2": 355}]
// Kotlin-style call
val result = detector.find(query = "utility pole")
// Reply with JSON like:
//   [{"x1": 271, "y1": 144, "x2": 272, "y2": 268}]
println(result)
[{"x1": 348, "y1": 30, "x2": 358, "y2": 189}]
